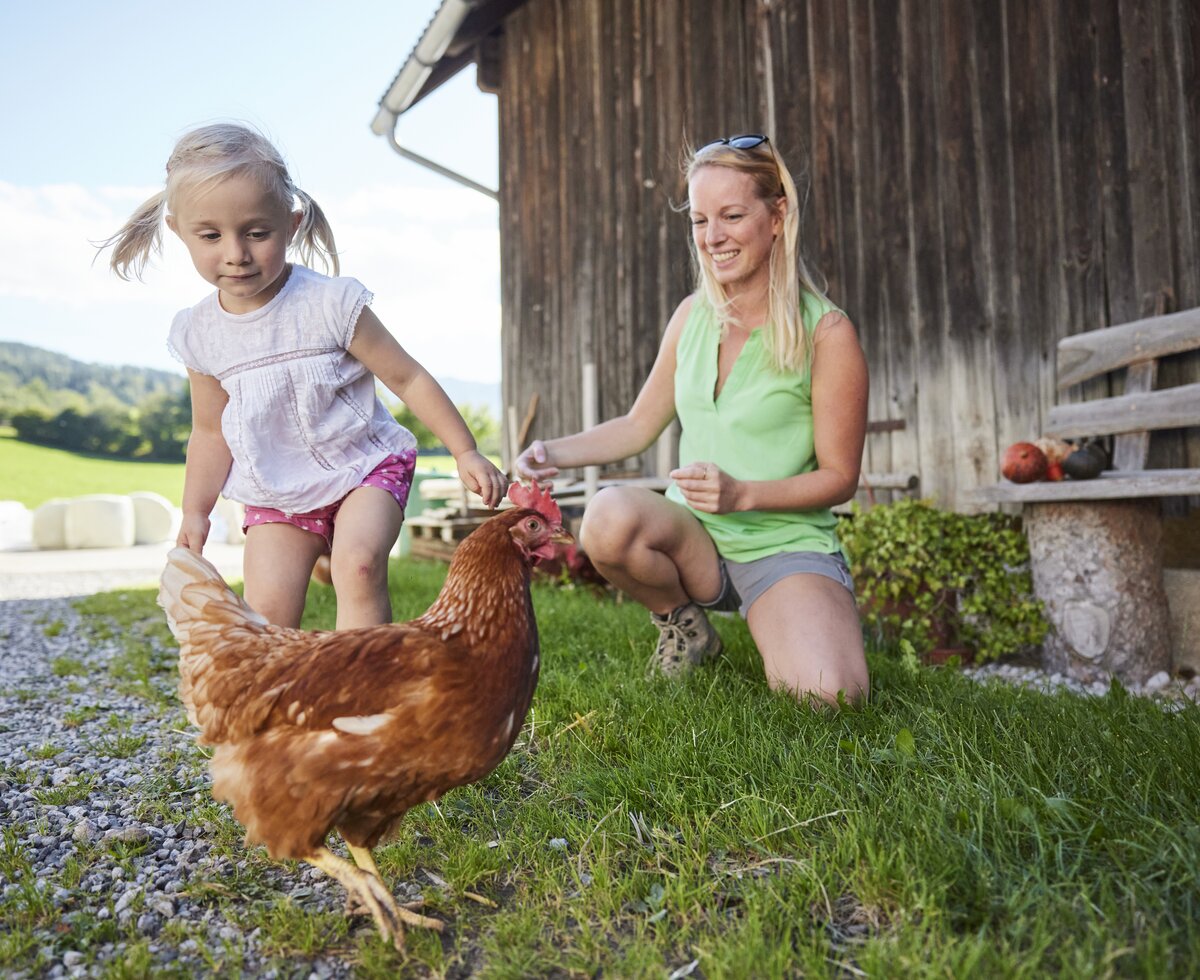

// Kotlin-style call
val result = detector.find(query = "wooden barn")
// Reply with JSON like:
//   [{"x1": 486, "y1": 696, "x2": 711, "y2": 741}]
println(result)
[{"x1": 372, "y1": 0, "x2": 1199, "y2": 516}]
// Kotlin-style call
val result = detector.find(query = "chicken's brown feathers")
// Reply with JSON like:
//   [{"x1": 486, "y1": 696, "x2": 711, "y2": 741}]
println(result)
[{"x1": 157, "y1": 503, "x2": 559, "y2": 859}]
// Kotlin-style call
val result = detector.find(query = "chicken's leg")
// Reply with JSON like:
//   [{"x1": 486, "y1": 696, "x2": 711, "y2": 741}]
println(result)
[
  {"x1": 306, "y1": 846, "x2": 442, "y2": 950},
  {"x1": 344, "y1": 842, "x2": 441, "y2": 924}
]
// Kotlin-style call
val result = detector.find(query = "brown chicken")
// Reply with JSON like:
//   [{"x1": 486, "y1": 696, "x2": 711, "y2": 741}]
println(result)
[{"x1": 158, "y1": 483, "x2": 571, "y2": 948}]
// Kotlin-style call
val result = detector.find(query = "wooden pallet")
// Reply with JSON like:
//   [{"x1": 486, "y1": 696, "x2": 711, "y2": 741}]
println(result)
[{"x1": 405, "y1": 511, "x2": 490, "y2": 562}]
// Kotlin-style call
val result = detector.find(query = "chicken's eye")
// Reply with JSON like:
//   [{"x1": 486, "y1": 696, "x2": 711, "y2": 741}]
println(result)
[{"x1": 527, "y1": 519, "x2": 541, "y2": 531}]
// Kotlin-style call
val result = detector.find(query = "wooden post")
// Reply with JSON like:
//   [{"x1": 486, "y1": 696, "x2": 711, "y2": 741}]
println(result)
[{"x1": 582, "y1": 362, "x2": 598, "y2": 501}]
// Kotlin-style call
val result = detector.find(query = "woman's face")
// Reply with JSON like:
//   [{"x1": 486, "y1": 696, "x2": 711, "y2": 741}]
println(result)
[{"x1": 688, "y1": 165, "x2": 783, "y2": 295}]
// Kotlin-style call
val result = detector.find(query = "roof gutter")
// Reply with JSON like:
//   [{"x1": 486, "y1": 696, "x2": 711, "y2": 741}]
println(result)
[{"x1": 371, "y1": 0, "x2": 498, "y2": 201}]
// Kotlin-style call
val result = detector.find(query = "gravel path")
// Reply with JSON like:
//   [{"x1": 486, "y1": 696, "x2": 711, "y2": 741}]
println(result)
[{"x1": 0, "y1": 587, "x2": 425, "y2": 978}]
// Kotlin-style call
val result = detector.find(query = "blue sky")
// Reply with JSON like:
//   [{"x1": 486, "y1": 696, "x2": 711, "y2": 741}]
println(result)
[{"x1": 0, "y1": 1, "x2": 502, "y2": 382}]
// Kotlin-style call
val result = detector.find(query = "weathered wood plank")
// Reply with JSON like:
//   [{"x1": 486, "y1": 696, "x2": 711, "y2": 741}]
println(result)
[
  {"x1": 937, "y1": 1, "x2": 998, "y2": 497},
  {"x1": 1044, "y1": 381, "x2": 1200, "y2": 439},
  {"x1": 972, "y1": 469, "x2": 1200, "y2": 503},
  {"x1": 906, "y1": 1, "x2": 956, "y2": 506},
  {"x1": 1057, "y1": 307, "x2": 1200, "y2": 387},
  {"x1": 869, "y1": 0, "x2": 920, "y2": 492}
]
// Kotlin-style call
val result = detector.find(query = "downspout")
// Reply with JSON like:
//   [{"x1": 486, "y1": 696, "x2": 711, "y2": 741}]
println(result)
[{"x1": 370, "y1": 0, "x2": 499, "y2": 201}]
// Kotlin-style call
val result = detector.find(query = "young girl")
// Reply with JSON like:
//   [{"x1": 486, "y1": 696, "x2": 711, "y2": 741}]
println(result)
[{"x1": 103, "y1": 123, "x2": 506, "y2": 629}]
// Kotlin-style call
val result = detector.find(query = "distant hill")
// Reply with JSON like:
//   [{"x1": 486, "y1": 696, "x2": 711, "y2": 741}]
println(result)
[
  {"x1": 436, "y1": 377, "x2": 501, "y2": 417},
  {"x1": 0, "y1": 341, "x2": 185, "y2": 417},
  {"x1": 0, "y1": 339, "x2": 500, "y2": 420}
]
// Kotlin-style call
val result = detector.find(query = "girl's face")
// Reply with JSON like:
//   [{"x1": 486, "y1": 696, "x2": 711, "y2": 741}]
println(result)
[
  {"x1": 688, "y1": 165, "x2": 783, "y2": 297},
  {"x1": 167, "y1": 172, "x2": 301, "y2": 314}
]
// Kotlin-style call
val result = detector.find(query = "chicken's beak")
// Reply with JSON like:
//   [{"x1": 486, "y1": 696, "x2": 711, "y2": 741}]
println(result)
[{"x1": 529, "y1": 525, "x2": 574, "y2": 564}]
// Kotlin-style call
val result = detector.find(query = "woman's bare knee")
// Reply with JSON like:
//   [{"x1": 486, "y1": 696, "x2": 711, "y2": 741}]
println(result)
[{"x1": 579, "y1": 487, "x2": 645, "y2": 562}]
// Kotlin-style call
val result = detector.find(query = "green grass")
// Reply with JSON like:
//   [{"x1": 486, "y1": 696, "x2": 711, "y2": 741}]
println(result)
[
  {"x1": 0, "y1": 431, "x2": 476, "y2": 508},
  {"x1": 6, "y1": 563, "x2": 1197, "y2": 977},
  {"x1": 0, "y1": 432, "x2": 187, "y2": 507}
]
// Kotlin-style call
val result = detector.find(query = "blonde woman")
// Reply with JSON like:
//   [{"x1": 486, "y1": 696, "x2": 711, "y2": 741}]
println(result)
[
  {"x1": 103, "y1": 123, "x2": 505, "y2": 629},
  {"x1": 517, "y1": 135, "x2": 869, "y2": 706}
]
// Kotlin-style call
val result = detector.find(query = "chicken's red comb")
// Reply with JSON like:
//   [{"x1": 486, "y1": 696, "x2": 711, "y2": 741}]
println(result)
[{"x1": 507, "y1": 481, "x2": 562, "y2": 524}]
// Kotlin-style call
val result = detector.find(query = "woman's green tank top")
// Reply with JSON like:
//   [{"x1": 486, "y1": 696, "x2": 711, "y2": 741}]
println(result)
[{"x1": 664, "y1": 292, "x2": 844, "y2": 562}]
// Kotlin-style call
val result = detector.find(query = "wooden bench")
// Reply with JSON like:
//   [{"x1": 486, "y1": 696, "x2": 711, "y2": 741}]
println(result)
[{"x1": 972, "y1": 307, "x2": 1200, "y2": 682}]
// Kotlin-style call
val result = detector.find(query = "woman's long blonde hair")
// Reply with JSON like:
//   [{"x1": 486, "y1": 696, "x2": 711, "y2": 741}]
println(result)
[
  {"x1": 683, "y1": 137, "x2": 828, "y2": 374},
  {"x1": 102, "y1": 122, "x2": 339, "y2": 281}
]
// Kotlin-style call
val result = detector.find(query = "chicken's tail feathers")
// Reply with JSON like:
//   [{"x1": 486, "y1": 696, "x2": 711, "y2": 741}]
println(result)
[{"x1": 158, "y1": 546, "x2": 267, "y2": 641}]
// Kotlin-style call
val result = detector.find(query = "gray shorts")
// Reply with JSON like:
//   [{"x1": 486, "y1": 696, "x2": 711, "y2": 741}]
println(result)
[{"x1": 697, "y1": 550, "x2": 856, "y2": 619}]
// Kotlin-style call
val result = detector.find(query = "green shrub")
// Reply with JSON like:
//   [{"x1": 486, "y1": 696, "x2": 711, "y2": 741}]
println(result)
[{"x1": 840, "y1": 499, "x2": 1048, "y2": 663}]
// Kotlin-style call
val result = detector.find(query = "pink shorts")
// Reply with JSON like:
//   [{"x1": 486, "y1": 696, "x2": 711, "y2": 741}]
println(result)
[{"x1": 242, "y1": 451, "x2": 417, "y2": 552}]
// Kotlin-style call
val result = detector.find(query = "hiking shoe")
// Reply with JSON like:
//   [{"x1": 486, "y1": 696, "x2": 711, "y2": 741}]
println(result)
[{"x1": 649, "y1": 602, "x2": 722, "y2": 677}]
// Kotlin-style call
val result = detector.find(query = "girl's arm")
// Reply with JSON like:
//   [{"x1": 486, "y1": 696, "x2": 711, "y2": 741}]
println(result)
[
  {"x1": 515, "y1": 296, "x2": 691, "y2": 479},
  {"x1": 672, "y1": 310, "x2": 868, "y2": 514},
  {"x1": 348, "y1": 307, "x2": 507, "y2": 507},
  {"x1": 178, "y1": 370, "x2": 233, "y2": 551}
]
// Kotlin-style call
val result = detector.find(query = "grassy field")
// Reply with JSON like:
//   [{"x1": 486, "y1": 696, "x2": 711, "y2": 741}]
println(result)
[
  {"x1": 2, "y1": 566, "x2": 1197, "y2": 977},
  {"x1": 0, "y1": 433, "x2": 468, "y2": 509}
]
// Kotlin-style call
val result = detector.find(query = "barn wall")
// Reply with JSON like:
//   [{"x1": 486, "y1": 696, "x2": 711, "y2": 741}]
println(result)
[{"x1": 495, "y1": 0, "x2": 1199, "y2": 509}]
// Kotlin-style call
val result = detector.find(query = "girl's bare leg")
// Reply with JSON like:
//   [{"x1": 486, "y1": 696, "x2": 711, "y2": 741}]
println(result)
[
  {"x1": 242, "y1": 523, "x2": 327, "y2": 627},
  {"x1": 327, "y1": 486, "x2": 404, "y2": 629}
]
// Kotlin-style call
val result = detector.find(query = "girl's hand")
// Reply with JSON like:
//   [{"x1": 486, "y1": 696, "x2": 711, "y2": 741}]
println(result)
[
  {"x1": 669, "y1": 462, "x2": 742, "y2": 514},
  {"x1": 515, "y1": 440, "x2": 560, "y2": 481},
  {"x1": 457, "y1": 450, "x2": 507, "y2": 509},
  {"x1": 177, "y1": 513, "x2": 211, "y2": 553}
]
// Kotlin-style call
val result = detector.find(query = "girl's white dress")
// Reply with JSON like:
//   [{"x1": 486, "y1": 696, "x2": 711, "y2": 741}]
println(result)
[{"x1": 168, "y1": 265, "x2": 417, "y2": 514}]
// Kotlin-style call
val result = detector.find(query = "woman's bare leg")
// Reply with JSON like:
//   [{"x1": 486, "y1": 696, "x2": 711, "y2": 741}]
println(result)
[
  {"x1": 745, "y1": 574, "x2": 869, "y2": 706},
  {"x1": 578, "y1": 486, "x2": 723, "y2": 614}
]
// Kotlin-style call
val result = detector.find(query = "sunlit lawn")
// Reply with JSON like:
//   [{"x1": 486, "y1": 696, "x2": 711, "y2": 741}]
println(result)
[{"x1": 0, "y1": 431, "x2": 470, "y2": 509}]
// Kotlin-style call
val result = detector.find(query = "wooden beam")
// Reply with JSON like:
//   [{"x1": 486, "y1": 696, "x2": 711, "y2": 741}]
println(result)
[
  {"x1": 1056, "y1": 307, "x2": 1200, "y2": 388},
  {"x1": 1045, "y1": 381, "x2": 1200, "y2": 438}
]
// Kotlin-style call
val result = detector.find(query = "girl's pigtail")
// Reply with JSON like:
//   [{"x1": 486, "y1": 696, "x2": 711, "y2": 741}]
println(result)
[
  {"x1": 101, "y1": 191, "x2": 168, "y2": 281},
  {"x1": 292, "y1": 188, "x2": 340, "y2": 277}
]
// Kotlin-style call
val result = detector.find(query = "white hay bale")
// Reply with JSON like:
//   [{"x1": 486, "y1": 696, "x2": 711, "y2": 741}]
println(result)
[
  {"x1": 210, "y1": 496, "x2": 246, "y2": 545},
  {"x1": 0, "y1": 500, "x2": 33, "y2": 551},
  {"x1": 64, "y1": 494, "x2": 135, "y2": 549},
  {"x1": 31, "y1": 498, "x2": 70, "y2": 550},
  {"x1": 129, "y1": 491, "x2": 178, "y2": 544}
]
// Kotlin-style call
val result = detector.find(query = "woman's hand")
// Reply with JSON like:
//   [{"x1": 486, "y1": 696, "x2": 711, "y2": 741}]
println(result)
[
  {"x1": 457, "y1": 450, "x2": 508, "y2": 509},
  {"x1": 176, "y1": 513, "x2": 211, "y2": 553},
  {"x1": 515, "y1": 440, "x2": 560, "y2": 481},
  {"x1": 669, "y1": 462, "x2": 742, "y2": 514}
]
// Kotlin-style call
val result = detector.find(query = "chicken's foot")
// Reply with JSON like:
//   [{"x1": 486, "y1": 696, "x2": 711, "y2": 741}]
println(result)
[
  {"x1": 306, "y1": 847, "x2": 442, "y2": 950},
  {"x1": 344, "y1": 843, "x2": 439, "y2": 922}
]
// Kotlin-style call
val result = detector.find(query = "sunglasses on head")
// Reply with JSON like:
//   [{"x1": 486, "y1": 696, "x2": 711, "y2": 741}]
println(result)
[{"x1": 700, "y1": 134, "x2": 770, "y2": 152}]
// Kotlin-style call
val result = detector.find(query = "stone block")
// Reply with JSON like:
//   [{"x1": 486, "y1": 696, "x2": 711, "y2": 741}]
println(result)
[
  {"x1": 129, "y1": 491, "x2": 179, "y2": 545},
  {"x1": 31, "y1": 498, "x2": 70, "y2": 550},
  {"x1": 1025, "y1": 499, "x2": 1171, "y2": 684},
  {"x1": 63, "y1": 495, "x2": 135, "y2": 549}
]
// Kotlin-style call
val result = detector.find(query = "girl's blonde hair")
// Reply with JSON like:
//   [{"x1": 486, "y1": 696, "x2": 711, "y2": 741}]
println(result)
[
  {"x1": 683, "y1": 137, "x2": 828, "y2": 374},
  {"x1": 103, "y1": 123, "x2": 339, "y2": 281}
]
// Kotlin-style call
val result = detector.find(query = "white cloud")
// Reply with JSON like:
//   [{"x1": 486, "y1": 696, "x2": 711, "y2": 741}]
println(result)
[{"x1": 0, "y1": 179, "x2": 502, "y2": 382}]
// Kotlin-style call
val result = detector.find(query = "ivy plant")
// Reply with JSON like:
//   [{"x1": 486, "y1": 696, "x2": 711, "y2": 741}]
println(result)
[{"x1": 839, "y1": 498, "x2": 1048, "y2": 663}]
